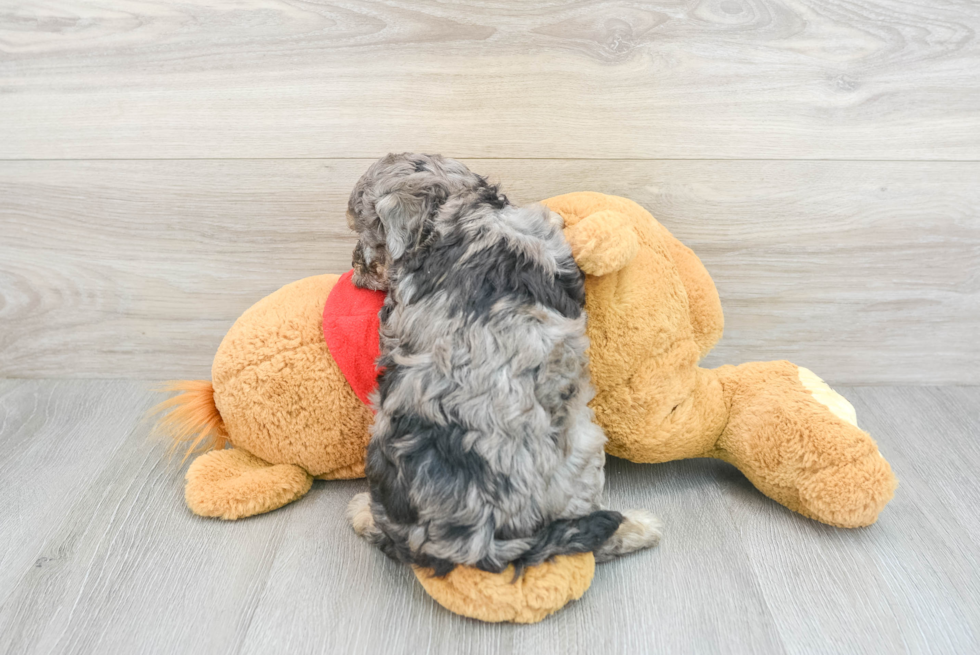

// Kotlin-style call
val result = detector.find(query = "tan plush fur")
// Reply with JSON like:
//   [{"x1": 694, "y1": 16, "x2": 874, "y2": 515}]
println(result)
[
  {"x1": 155, "y1": 192, "x2": 897, "y2": 622},
  {"x1": 153, "y1": 275, "x2": 372, "y2": 517},
  {"x1": 542, "y1": 192, "x2": 897, "y2": 529},
  {"x1": 211, "y1": 274, "x2": 373, "y2": 480},
  {"x1": 412, "y1": 554, "x2": 595, "y2": 624},
  {"x1": 185, "y1": 448, "x2": 313, "y2": 520}
]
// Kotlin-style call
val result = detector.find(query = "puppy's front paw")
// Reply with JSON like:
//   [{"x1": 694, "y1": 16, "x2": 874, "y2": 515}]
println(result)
[{"x1": 347, "y1": 492, "x2": 375, "y2": 537}]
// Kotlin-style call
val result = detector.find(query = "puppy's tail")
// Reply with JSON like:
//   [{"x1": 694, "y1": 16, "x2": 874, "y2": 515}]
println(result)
[
  {"x1": 511, "y1": 510, "x2": 624, "y2": 573},
  {"x1": 148, "y1": 380, "x2": 228, "y2": 463}
]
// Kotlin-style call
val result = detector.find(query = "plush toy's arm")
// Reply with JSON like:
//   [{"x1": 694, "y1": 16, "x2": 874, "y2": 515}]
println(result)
[
  {"x1": 563, "y1": 210, "x2": 639, "y2": 276},
  {"x1": 554, "y1": 197, "x2": 721, "y2": 358}
]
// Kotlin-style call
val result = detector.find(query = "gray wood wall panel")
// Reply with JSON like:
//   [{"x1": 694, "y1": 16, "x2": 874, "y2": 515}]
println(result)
[
  {"x1": 1, "y1": 1, "x2": 978, "y2": 160},
  {"x1": 2, "y1": 159, "x2": 977, "y2": 383},
  {"x1": 1, "y1": 382, "x2": 978, "y2": 654}
]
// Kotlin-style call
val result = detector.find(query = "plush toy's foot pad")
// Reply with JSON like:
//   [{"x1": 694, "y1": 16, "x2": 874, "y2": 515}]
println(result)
[
  {"x1": 413, "y1": 554, "x2": 595, "y2": 624},
  {"x1": 185, "y1": 448, "x2": 313, "y2": 520},
  {"x1": 797, "y1": 367, "x2": 859, "y2": 427}
]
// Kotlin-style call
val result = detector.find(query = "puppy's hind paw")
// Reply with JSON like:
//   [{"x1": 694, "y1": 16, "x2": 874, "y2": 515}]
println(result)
[{"x1": 347, "y1": 492, "x2": 376, "y2": 538}]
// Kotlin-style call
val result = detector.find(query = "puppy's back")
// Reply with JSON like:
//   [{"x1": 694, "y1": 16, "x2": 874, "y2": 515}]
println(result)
[{"x1": 367, "y1": 200, "x2": 619, "y2": 575}]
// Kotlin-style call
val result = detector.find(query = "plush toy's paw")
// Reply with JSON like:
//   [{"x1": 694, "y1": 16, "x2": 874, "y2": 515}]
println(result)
[
  {"x1": 594, "y1": 509, "x2": 663, "y2": 562},
  {"x1": 562, "y1": 210, "x2": 639, "y2": 277},
  {"x1": 716, "y1": 361, "x2": 897, "y2": 528},
  {"x1": 413, "y1": 554, "x2": 595, "y2": 624},
  {"x1": 185, "y1": 448, "x2": 313, "y2": 520},
  {"x1": 797, "y1": 455, "x2": 898, "y2": 529},
  {"x1": 794, "y1": 367, "x2": 897, "y2": 528}
]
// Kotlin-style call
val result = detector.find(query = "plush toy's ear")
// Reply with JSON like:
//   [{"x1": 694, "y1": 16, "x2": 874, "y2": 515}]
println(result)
[{"x1": 563, "y1": 210, "x2": 639, "y2": 277}]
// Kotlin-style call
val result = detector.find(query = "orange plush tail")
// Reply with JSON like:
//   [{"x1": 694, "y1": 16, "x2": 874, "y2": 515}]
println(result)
[{"x1": 150, "y1": 380, "x2": 228, "y2": 463}]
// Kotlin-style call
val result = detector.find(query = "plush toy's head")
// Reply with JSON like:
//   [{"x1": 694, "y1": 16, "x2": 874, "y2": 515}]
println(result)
[{"x1": 543, "y1": 192, "x2": 727, "y2": 461}]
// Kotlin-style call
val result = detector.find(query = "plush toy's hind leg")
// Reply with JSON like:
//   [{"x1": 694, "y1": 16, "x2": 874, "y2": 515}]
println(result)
[
  {"x1": 713, "y1": 361, "x2": 897, "y2": 528},
  {"x1": 185, "y1": 448, "x2": 313, "y2": 520}
]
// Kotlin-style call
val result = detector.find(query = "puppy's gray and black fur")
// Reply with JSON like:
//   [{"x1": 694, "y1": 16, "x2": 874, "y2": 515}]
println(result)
[{"x1": 346, "y1": 154, "x2": 660, "y2": 576}]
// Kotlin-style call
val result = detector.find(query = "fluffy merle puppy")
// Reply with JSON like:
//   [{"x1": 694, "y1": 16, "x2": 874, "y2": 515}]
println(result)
[{"x1": 346, "y1": 154, "x2": 661, "y2": 576}]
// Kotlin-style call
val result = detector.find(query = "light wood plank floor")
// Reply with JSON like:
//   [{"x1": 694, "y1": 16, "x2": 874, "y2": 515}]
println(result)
[{"x1": 0, "y1": 381, "x2": 977, "y2": 655}]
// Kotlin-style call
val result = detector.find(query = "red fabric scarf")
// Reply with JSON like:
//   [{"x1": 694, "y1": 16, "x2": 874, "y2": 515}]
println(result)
[{"x1": 322, "y1": 270, "x2": 386, "y2": 406}]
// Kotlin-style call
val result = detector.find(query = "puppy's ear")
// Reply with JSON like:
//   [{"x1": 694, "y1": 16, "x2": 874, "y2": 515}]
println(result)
[
  {"x1": 374, "y1": 191, "x2": 420, "y2": 259},
  {"x1": 563, "y1": 210, "x2": 639, "y2": 276},
  {"x1": 374, "y1": 184, "x2": 447, "y2": 259}
]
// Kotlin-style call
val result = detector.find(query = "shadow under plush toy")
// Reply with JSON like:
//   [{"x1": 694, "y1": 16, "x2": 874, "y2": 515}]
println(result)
[{"x1": 155, "y1": 192, "x2": 897, "y2": 623}]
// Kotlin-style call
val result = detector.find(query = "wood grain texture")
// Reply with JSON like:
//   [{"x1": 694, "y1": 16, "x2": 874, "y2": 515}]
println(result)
[
  {"x1": 1, "y1": 1, "x2": 978, "y2": 159},
  {"x1": 2, "y1": 159, "x2": 977, "y2": 383},
  {"x1": 0, "y1": 380, "x2": 156, "y2": 603},
  {"x1": 0, "y1": 382, "x2": 977, "y2": 654},
  {"x1": 717, "y1": 385, "x2": 980, "y2": 655}
]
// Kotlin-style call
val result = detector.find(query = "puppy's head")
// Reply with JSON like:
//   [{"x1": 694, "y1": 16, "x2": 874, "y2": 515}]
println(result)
[{"x1": 347, "y1": 153, "x2": 487, "y2": 290}]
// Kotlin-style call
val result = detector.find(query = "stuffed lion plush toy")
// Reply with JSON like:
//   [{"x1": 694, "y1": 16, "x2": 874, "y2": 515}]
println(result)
[{"x1": 155, "y1": 192, "x2": 896, "y2": 623}]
